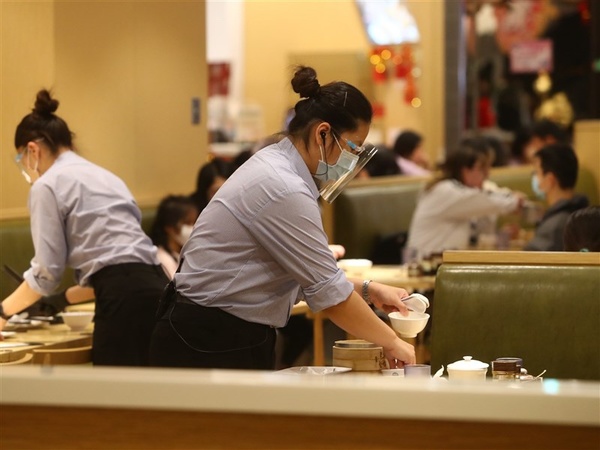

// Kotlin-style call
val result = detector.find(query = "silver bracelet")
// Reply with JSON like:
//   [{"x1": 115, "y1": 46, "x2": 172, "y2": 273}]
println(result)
[{"x1": 362, "y1": 279, "x2": 372, "y2": 305}]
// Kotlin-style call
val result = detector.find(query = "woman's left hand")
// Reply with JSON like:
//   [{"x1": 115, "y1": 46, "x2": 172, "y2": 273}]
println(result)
[{"x1": 367, "y1": 281, "x2": 410, "y2": 316}]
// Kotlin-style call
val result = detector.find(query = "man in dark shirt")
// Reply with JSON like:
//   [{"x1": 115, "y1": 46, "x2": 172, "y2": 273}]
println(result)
[{"x1": 525, "y1": 143, "x2": 589, "y2": 251}]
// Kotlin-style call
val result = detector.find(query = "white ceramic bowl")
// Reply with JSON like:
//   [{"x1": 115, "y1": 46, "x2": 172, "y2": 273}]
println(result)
[
  {"x1": 61, "y1": 311, "x2": 94, "y2": 331},
  {"x1": 337, "y1": 259, "x2": 373, "y2": 275},
  {"x1": 388, "y1": 311, "x2": 430, "y2": 338}
]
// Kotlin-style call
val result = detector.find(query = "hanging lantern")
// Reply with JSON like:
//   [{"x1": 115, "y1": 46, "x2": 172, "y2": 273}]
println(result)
[{"x1": 370, "y1": 48, "x2": 388, "y2": 83}]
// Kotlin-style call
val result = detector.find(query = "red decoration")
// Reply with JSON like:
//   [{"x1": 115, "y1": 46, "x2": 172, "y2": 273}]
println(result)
[
  {"x1": 208, "y1": 63, "x2": 230, "y2": 97},
  {"x1": 369, "y1": 44, "x2": 420, "y2": 105},
  {"x1": 372, "y1": 102, "x2": 385, "y2": 118}
]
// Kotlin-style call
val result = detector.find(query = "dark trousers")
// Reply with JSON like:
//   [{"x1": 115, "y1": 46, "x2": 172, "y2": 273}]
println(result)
[
  {"x1": 91, "y1": 263, "x2": 168, "y2": 366},
  {"x1": 149, "y1": 290, "x2": 276, "y2": 370}
]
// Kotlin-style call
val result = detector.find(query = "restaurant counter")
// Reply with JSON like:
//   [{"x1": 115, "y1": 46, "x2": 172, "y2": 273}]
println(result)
[{"x1": 1, "y1": 366, "x2": 598, "y2": 449}]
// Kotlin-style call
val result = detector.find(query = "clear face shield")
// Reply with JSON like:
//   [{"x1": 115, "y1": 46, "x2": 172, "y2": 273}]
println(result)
[
  {"x1": 318, "y1": 142, "x2": 378, "y2": 203},
  {"x1": 14, "y1": 148, "x2": 39, "y2": 185}
]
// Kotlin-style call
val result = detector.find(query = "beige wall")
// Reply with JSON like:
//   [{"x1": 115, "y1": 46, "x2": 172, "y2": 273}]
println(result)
[
  {"x1": 574, "y1": 120, "x2": 600, "y2": 203},
  {"x1": 1, "y1": 0, "x2": 207, "y2": 219},
  {"x1": 243, "y1": 0, "x2": 444, "y2": 159},
  {"x1": 1, "y1": 1, "x2": 56, "y2": 217}
]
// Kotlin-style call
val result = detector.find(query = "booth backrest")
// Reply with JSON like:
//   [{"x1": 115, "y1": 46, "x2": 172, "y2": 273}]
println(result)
[
  {"x1": 328, "y1": 166, "x2": 599, "y2": 260},
  {"x1": 430, "y1": 251, "x2": 600, "y2": 381},
  {"x1": 0, "y1": 206, "x2": 157, "y2": 299},
  {"x1": 332, "y1": 175, "x2": 427, "y2": 259}
]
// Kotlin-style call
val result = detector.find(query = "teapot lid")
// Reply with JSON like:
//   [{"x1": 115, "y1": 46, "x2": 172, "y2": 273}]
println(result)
[{"x1": 447, "y1": 356, "x2": 489, "y2": 371}]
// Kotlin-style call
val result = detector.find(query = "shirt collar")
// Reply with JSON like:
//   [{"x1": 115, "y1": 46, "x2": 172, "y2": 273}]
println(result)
[{"x1": 277, "y1": 137, "x2": 320, "y2": 200}]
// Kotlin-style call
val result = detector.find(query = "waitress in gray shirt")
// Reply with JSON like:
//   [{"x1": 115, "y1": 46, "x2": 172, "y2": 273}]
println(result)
[
  {"x1": 149, "y1": 66, "x2": 416, "y2": 370},
  {"x1": 0, "y1": 90, "x2": 168, "y2": 366}
]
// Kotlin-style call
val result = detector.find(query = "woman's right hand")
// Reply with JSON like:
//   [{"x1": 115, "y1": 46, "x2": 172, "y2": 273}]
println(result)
[{"x1": 383, "y1": 337, "x2": 416, "y2": 368}]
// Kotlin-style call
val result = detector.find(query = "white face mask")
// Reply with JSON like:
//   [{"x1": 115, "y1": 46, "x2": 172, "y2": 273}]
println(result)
[
  {"x1": 314, "y1": 137, "x2": 360, "y2": 182},
  {"x1": 175, "y1": 224, "x2": 194, "y2": 246}
]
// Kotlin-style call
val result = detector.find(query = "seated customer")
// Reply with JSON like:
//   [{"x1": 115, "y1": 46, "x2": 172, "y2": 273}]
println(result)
[
  {"x1": 392, "y1": 130, "x2": 431, "y2": 176},
  {"x1": 362, "y1": 146, "x2": 401, "y2": 178},
  {"x1": 150, "y1": 195, "x2": 199, "y2": 278},
  {"x1": 563, "y1": 206, "x2": 600, "y2": 252},
  {"x1": 523, "y1": 119, "x2": 570, "y2": 164},
  {"x1": 524, "y1": 144, "x2": 589, "y2": 251},
  {"x1": 407, "y1": 144, "x2": 523, "y2": 258},
  {"x1": 190, "y1": 158, "x2": 234, "y2": 213}
]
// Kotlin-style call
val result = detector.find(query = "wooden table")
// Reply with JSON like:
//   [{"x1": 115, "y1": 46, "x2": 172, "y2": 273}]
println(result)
[
  {"x1": 0, "y1": 323, "x2": 93, "y2": 363},
  {"x1": 58, "y1": 266, "x2": 436, "y2": 367},
  {"x1": 294, "y1": 265, "x2": 436, "y2": 366}
]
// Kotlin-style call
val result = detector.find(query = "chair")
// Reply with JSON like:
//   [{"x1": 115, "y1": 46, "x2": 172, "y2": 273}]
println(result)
[
  {"x1": 32, "y1": 345, "x2": 92, "y2": 365},
  {"x1": 431, "y1": 251, "x2": 600, "y2": 380},
  {"x1": 0, "y1": 352, "x2": 33, "y2": 366}
]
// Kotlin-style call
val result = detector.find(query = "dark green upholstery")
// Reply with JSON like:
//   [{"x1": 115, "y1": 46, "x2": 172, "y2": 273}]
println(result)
[
  {"x1": 0, "y1": 206, "x2": 157, "y2": 300},
  {"x1": 430, "y1": 260, "x2": 600, "y2": 380},
  {"x1": 333, "y1": 177, "x2": 426, "y2": 259}
]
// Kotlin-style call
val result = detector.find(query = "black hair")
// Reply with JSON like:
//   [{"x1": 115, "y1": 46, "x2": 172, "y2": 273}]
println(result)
[
  {"x1": 393, "y1": 131, "x2": 422, "y2": 158},
  {"x1": 531, "y1": 119, "x2": 570, "y2": 143},
  {"x1": 534, "y1": 143, "x2": 578, "y2": 189},
  {"x1": 511, "y1": 127, "x2": 533, "y2": 162},
  {"x1": 190, "y1": 158, "x2": 234, "y2": 211},
  {"x1": 14, "y1": 90, "x2": 74, "y2": 153},
  {"x1": 483, "y1": 135, "x2": 509, "y2": 167},
  {"x1": 426, "y1": 145, "x2": 487, "y2": 190},
  {"x1": 364, "y1": 146, "x2": 401, "y2": 177},
  {"x1": 563, "y1": 206, "x2": 600, "y2": 252},
  {"x1": 287, "y1": 66, "x2": 372, "y2": 146},
  {"x1": 150, "y1": 195, "x2": 198, "y2": 250}
]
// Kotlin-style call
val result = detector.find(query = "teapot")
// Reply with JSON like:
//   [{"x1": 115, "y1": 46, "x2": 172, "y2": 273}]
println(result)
[{"x1": 446, "y1": 356, "x2": 489, "y2": 381}]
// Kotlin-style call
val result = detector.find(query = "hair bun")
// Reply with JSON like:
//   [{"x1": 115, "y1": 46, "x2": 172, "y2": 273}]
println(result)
[
  {"x1": 291, "y1": 66, "x2": 320, "y2": 99},
  {"x1": 33, "y1": 89, "x2": 59, "y2": 117}
]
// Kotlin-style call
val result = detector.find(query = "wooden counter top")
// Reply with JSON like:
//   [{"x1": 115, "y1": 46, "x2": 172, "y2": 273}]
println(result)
[
  {"x1": 1, "y1": 366, "x2": 598, "y2": 449},
  {"x1": 1, "y1": 366, "x2": 598, "y2": 427}
]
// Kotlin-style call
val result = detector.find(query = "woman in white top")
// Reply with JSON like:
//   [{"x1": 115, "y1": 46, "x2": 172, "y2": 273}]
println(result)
[
  {"x1": 149, "y1": 66, "x2": 416, "y2": 370},
  {"x1": 150, "y1": 195, "x2": 199, "y2": 278},
  {"x1": 407, "y1": 144, "x2": 523, "y2": 258},
  {"x1": 0, "y1": 90, "x2": 169, "y2": 366}
]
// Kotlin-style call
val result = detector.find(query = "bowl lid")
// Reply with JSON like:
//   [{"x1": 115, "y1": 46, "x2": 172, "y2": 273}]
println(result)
[
  {"x1": 334, "y1": 339, "x2": 378, "y2": 348},
  {"x1": 447, "y1": 356, "x2": 489, "y2": 371},
  {"x1": 402, "y1": 293, "x2": 429, "y2": 314}
]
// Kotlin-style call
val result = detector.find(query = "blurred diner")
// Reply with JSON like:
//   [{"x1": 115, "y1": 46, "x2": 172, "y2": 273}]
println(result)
[
  {"x1": 392, "y1": 130, "x2": 431, "y2": 176},
  {"x1": 563, "y1": 206, "x2": 600, "y2": 252},
  {"x1": 407, "y1": 143, "x2": 524, "y2": 259},
  {"x1": 150, "y1": 195, "x2": 200, "y2": 279},
  {"x1": 190, "y1": 158, "x2": 234, "y2": 213},
  {"x1": 524, "y1": 143, "x2": 589, "y2": 251}
]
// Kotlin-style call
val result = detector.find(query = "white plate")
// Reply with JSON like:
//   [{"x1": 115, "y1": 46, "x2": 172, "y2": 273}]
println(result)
[
  {"x1": 277, "y1": 366, "x2": 352, "y2": 375},
  {"x1": 1, "y1": 331, "x2": 17, "y2": 338}
]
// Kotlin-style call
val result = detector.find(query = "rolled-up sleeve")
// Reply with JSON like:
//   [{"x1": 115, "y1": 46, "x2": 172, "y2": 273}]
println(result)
[
  {"x1": 248, "y1": 190, "x2": 353, "y2": 312},
  {"x1": 24, "y1": 183, "x2": 68, "y2": 295}
]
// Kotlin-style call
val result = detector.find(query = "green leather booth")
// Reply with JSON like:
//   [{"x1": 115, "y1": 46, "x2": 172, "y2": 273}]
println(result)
[
  {"x1": 0, "y1": 206, "x2": 157, "y2": 300},
  {"x1": 330, "y1": 166, "x2": 599, "y2": 260},
  {"x1": 430, "y1": 251, "x2": 600, "y2": 381}
]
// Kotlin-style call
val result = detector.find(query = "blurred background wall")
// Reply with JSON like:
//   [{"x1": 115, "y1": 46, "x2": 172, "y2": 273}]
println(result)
[{"x1": 1, "y1": 0, "x2": 207, "y2": 219}]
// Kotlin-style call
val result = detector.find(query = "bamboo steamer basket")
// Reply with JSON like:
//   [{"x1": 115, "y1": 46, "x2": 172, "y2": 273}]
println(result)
[{"x1": 332, "y1": 339, "x2": 388, "y2": 371}]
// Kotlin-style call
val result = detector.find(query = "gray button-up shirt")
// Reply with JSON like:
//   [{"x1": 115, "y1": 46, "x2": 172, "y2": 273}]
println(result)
[
  {"x1": 24, "y1": 151, "x2": 158, "y2": 295},
  {"x1": 176, "y1": 137, "x2": 353, "y2": 327}
]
